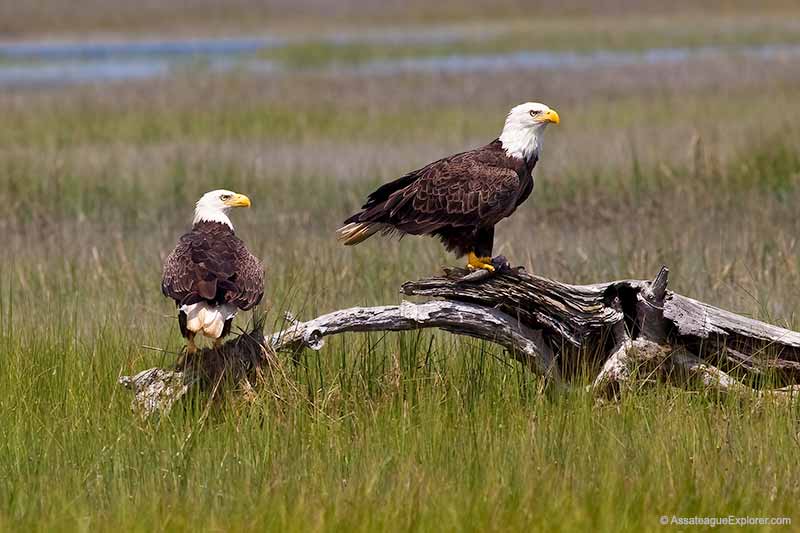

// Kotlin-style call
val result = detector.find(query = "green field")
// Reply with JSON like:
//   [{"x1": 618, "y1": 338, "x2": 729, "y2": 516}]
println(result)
[{"x1": 3, "y1": 5, "x2": 800, "y2": 531}]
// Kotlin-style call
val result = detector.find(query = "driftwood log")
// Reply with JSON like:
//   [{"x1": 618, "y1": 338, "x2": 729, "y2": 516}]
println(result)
[{"x1": 120, "y1": 266, "x2": 800, "y2": 416}]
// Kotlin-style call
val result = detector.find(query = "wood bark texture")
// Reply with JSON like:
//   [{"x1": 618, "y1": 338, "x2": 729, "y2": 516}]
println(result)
[{"x1": 121, "y1": 266, "x2": 800, "y2": 416}]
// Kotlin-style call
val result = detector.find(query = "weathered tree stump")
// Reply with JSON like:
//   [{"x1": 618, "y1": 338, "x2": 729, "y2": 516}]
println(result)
[{"x1": 121, "y1": 266, "x2": 800, "y2": 416}]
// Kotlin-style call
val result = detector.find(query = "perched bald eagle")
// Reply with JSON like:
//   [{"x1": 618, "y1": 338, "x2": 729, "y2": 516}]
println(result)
[
  {"x1": 337, "y1": 102, "x2": 559, "y2": 271},
  {"x1": 162, "y1": 190, "x2": 264, "y2": 355}
]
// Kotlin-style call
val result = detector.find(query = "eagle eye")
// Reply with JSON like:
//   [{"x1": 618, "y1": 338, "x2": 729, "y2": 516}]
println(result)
[
  {"x1": 529, "y1": 109, "x2": 540, "y2": 117},
  {"x1": 220, "y1": 194, "x2": 232, "y2": 201}
]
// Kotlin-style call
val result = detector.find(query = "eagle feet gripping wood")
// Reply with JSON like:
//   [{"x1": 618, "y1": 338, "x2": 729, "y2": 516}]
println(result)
[
  {"x1": 467, "y1": 252, "x2": 496, "y2": 272},
  {"x1": 466, "y1": 252, "x2": 512, "y2": 273},
  {"x1": 458, "y1": 255, "x2": 515, "y2": 283}
]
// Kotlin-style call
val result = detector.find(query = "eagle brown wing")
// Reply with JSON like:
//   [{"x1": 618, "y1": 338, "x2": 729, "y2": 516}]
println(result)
[
  {"x1": 224, "y1": 245, "x2": 264, "y2": 310},
  {"x1": 161, "y1": 224, "x2": 264, "y2": 310},
  {"x1": 161, "y1": 235, "x2": 197, "y2": 304},
  {"x1": 354, "y1": 146, "x2": 524, "y2": 234}
]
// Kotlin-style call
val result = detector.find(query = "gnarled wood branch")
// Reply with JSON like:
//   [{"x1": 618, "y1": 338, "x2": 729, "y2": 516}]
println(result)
[
  {"x1": 121, "y1": 265, "x2": 800, "y2": 416},
  {"x1": 268, "y1": 300, "x2": 560, "y2": 380}
]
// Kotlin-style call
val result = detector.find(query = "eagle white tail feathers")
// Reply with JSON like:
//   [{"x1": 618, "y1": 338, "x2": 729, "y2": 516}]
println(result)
[
  {"x1": 181, "y1": 302, "x2": 238, "y2": 339},
  {"x1": 336, "y1": 222, "x2": 385, "y2": 245}
]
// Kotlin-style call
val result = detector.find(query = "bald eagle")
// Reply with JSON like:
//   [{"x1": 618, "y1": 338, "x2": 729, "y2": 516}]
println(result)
[
  {"x1": 162, "y1": 190, "x2": 264, "y2": 355},
  {"x1": 337, "y1": 102, "x2": 559, "y2": 271}
]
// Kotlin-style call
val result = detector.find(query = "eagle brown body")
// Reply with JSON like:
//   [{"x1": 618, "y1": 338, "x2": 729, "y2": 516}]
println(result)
[
  {"x1": 162, "y1": 189, "x2": 264, "y2": 354},
  {"x1": 162, "y1": 221, "x2": 264, "y2": 343},
  {"x1": 339, "y1": 139, "x2": 536, "y2": 259},
  {"x1": 338, "y1": 102, "x2": 559, "y2": 271},
  {"x1": 162, "y1": 221, "x2": 264, "y2": 309}
]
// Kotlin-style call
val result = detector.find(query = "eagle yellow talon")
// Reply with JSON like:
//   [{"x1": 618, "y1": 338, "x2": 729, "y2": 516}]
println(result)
[
  {"x1": 467, "y1": 252, "x2": 495, "y2": 272},
  {"x1": 186, "y1": 335, "x2": 198, "y2": 356}
]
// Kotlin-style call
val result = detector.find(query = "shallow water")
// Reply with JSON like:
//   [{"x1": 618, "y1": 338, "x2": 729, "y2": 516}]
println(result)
[
  {"x1": 1, "y1": 35, "x2": 799, "y2": 87},
  {"x1": 352, "y1": 44, "x2": 800, "y2": 75}
]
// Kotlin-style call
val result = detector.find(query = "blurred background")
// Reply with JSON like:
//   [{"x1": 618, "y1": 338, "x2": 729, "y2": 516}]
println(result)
[
  {"x1": 2, "y1": 2, "x2": 800, "y2": 530},
  {"x1": 4, "y1": 0, "x2": 800, "y2": 336},
  {"x1": 3, "y1": 0, "x2": 800, "y2": 340}
]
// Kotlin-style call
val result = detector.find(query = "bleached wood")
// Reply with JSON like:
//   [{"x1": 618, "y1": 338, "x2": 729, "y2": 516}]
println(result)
[
  {"x1": 401, "y1": 266, "x2": 800, "y2": 383},
  {"x1": 121, "y1": 266, "x2": 800, "y2": 415},
  {"x1": 120, "y1": 299, "x2": 560, "y2": 416},
  {"x1": 591, "y1": 339, "x2": 670, "y2": 397},
  {"x1": 268, "y1": 300, "x2": 558, "y2": 379}
]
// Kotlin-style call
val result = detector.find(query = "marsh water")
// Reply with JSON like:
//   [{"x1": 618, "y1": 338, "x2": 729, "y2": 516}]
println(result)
[{"x1": 2, "y1": 32, "x2": 799, "y2": 87}]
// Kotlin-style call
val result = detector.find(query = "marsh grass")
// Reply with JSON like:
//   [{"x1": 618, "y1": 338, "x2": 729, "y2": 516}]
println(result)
[
  {"x1": 259, "y1": 15, "x2": 800, "y2": 69},
  {"x1": 2, "y1": 32, "x2": 800, "y2": 531}
]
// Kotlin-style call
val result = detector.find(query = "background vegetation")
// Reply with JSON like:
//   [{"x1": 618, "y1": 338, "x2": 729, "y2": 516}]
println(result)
[{"x1": 1, "y1": 2, "x2": 799, "y2": 531}]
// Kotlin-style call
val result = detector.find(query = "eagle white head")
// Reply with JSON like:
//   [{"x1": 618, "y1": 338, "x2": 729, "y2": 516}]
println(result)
[
  {"x1": 499, "y1": 102, "x2": 560, "y2": 162},
  {"x1": 193, "y1": 189, "x2": 252, "y2": 229}
]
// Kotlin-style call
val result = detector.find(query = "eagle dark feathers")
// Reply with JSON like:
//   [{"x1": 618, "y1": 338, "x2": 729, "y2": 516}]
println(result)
[
  {"x1": 340, "y1": 139, "x2": 536, "y2": 257},
  {"x1": 161, "y1": 222, "x2": 264, "y2": 310}
]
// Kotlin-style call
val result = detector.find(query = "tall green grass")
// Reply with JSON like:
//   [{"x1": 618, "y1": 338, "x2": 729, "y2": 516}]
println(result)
[
  {"x1": 2, "y1": 53, "x2": 800, "y2": 530},
  {"x1": 1, "y1": 291, "x2": 798, "y2": 531}
]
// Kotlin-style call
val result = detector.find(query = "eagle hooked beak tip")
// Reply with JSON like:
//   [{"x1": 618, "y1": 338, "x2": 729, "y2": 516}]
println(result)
[
  {"x1": 543, "y1": 109, "x2": 560, "y2": 125},
  {"x1": 225, "y1": 194, "x2": 251, "y2": 208}
]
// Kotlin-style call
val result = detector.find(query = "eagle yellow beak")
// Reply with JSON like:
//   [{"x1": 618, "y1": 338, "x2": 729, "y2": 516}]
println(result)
[
  {"x1": 542, "y1": 109, "x2": 560, "y2": 125},
  {"x1": 225, "y1": 193, "x2": 251, "y2": 208}
]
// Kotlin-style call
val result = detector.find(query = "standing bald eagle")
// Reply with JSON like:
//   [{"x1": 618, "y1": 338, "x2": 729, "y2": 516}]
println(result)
[
  {"x1": 337, "y1": 102, "x2": 559, "y2": 271},
  {"x1": 162, "y1": 190, "x2": 264, "y2": 355}
]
